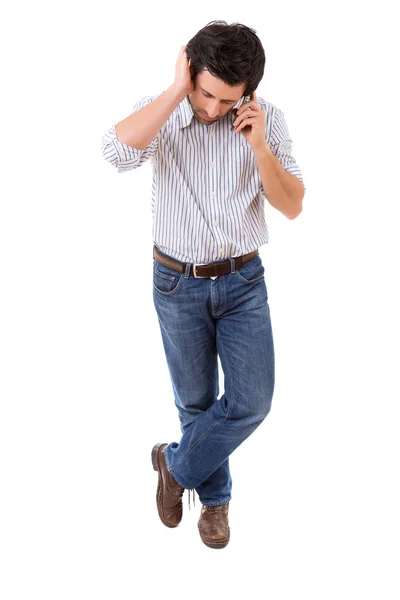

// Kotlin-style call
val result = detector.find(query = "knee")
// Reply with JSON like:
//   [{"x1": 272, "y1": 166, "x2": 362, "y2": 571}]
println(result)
[
  {"x1": 257, "y1": 395, "x2": 272, "y2": 421},
  {"x1": 258, "y1": 379, "x2": 274, "y2": 420},
  {"x1": 233, "y1": 392, "x2": 272, "y2": 424}
]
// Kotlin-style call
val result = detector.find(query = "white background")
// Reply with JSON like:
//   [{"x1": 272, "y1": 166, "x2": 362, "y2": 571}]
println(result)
[{"x1": 1, "y1": 0, "x2": 399, "y2": 598}]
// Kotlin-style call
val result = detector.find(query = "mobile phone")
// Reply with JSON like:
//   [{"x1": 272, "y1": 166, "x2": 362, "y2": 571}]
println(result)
[{"x1": 231, "y1": 95, "x2": 251, "y2": 130}]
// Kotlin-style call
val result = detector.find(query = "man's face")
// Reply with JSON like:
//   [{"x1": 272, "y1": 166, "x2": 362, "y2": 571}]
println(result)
[{"x1": 187, "y1": 70, "x2": 247, "y2": 125}]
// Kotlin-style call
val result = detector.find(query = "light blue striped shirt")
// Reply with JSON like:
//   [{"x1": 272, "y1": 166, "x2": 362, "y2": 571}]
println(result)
[{"x1": 101, "y1": 91, "x2": 306, "y2": 263}]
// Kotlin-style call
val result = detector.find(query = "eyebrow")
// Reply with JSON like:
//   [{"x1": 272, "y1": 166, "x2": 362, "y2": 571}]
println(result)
[{"x1": 199, "y1": 85, "x2": 239, "y2": 103}]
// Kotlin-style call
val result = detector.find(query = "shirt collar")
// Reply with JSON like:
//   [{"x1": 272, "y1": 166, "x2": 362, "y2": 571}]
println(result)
[{"x1": 177, "y1": 94, "x2": 246, "y2": 129}]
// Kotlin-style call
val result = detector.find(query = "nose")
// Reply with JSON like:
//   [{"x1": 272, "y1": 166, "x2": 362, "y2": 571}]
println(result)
[{"x1": 206, "y1": 101, "x2": 219, "y2": 118}]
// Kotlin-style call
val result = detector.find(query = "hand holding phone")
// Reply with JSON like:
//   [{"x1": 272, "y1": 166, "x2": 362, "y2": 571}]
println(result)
[{"x1": 231, "y1": 96, "x2": 251, "y2": 131}]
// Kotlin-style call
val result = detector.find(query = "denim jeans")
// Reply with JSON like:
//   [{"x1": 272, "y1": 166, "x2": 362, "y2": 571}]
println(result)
[{"x1": 152, "y1": 246, "x2": 275, "y2": 507}]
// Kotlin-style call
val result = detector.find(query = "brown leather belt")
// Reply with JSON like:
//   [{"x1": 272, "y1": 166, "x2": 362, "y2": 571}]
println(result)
[{"x1": 153, "y1": 245, "x2": 259, "y2": 278}]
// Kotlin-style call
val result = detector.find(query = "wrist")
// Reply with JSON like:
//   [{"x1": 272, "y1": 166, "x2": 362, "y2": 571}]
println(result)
[
  {"x1": 251, "y1": 139, "x2": 271, "y2": 155},
  {"x1": 169, "y1": 83, "x2": 190, "y2": 102}
]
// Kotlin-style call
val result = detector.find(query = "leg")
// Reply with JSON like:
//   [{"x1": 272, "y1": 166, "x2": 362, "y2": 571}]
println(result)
[
  {"x1": 163, "y1": 254, "x2": 275, "y2": 495},
  {"x1": 152, "y1": 254, "x2": 232, "y2": 505}
]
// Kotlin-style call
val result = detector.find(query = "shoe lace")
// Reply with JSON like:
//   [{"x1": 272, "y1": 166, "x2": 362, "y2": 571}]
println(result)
[{"x1": 187, "y1": 488, "x2": 196, "y2": 510}]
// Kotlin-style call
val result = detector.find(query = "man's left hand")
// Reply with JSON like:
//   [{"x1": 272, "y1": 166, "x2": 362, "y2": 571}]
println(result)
[{"x1": 232, "y1": 91, "x2": 266, "y2": 148}]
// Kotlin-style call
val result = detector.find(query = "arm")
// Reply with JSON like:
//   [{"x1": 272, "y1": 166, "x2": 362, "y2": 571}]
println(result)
[
  {"x1": 101, "y1": 45, "x2": 194, "y2": 172},
  {"x1": 257, "y1": 106, "x2": 306, "y2": 219},
  {"x1": 253, "y1": 142, "x2": 305, "y2": 220},
  {"x1": 100, "y1": 85, "x2": 186, "y2": 173},
  {"x1": 115, "y1": 83, "x2": 187, "y2": 150}
]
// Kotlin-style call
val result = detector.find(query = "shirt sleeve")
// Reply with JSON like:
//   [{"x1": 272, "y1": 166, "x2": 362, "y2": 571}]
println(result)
[
  {"x1": 100, "y1": 93, "x2": 162, "y2": 173},
  {"x1": 260, "y1": 106, "x2": 306, "y2": 195}
]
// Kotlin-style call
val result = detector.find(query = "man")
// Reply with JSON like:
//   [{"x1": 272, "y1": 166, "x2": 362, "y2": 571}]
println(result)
[{"x1": 101, "y1": 20, "x2": 306, "y2": 549}]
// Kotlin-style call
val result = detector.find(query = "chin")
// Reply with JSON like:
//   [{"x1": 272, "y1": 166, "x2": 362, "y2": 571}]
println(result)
[{"x1": 200, "y1": 113, "x2": 216, "y2": 121}]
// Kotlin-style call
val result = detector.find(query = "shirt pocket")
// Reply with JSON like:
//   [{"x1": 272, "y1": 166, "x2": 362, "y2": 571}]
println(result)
[{"x1": 223, "y1": 143, "x2": 255, "y2": 197}]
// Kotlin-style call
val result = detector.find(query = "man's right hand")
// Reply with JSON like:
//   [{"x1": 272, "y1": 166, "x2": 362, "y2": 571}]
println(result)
[{"x1": 173, "y1": 45, "x2": 195, "y2": 96}]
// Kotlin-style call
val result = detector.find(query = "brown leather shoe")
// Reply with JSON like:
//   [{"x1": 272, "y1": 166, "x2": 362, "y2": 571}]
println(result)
[
  {"x1": 151, "y1": 442, "x2": 185, "y2": 528},
  {"x1": 198, "y1": 502, "x2": 230, "y2": 548}
]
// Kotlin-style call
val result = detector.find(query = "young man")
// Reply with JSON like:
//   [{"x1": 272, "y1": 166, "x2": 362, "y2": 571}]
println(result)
[{"x1": 101, "y1": 20, "x2": 306, "y2": 549}]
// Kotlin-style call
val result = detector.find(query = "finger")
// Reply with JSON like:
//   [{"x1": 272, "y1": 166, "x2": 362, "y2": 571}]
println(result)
[
  {"x1": 236, "y1": 102, "x2": 259, "y2": 116},
  {"x1": 233, "y1": 111, "x2": 258, "y2": 127},
  {"x1": 233, "y1": 116, "x2": 258, "y2": 133},
  {"x1": 234, "y1": 120, "x2": 257, "y2": 134}
]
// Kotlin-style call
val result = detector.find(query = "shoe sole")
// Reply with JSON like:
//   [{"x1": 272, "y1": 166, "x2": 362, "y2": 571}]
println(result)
[
  {"x1": 151, "y1": 443, "x2": 180, "y2": 528},
  {"x1": 198, "y1": 525, "x2": 230, "y2": 549}
]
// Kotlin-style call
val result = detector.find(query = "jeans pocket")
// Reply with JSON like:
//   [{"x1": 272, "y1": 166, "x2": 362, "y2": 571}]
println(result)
[
  {"x1": 153, "y1": 259, "x2": 183, "y2": 295},
  {"x1": 234, "y1": 254, "x2": 265, "y2": 284}
]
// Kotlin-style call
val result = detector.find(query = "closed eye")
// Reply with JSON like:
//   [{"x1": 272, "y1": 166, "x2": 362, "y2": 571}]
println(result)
[{"x1": 202, "y1": 92, "x2": 234, "y2": 105}]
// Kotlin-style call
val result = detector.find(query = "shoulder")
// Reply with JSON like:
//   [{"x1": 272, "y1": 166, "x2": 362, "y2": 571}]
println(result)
[
  {"x1": 256, "y1": 95, "x2": 283, "y2": 119},
  {"x1": 132, "y1": 90, "x2": 165, "y2": 107}
]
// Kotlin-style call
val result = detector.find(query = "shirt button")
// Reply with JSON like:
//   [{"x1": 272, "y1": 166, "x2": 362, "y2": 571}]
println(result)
[
  {"x1": 219, "y1": 246, "x2": 224, "y2": 252},
  {"x1": 214, "y1": 220, "x2": 219, "y2": 226},
  {"x1": 210, "y1": 131, "x2": 215, "y2": 137},
  {"x1": 210, "y1": 162, "x2": 215, "y2": 168},
  {"x1": 211, "y1": 191, "x2": 216, "y2": 197}
]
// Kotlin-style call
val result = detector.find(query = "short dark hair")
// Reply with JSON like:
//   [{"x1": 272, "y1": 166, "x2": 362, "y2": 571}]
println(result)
[{"x1": 186, "y1": 21, "x2": 266, "y2": 98}]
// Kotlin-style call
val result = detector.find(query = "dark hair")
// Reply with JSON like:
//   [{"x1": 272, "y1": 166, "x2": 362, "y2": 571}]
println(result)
[{"x1": 186, "y1": 21, "x2": 266, "y2": 98}]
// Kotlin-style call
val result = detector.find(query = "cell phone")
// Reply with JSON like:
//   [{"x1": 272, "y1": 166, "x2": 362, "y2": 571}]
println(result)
[{"x1": 231, "y1": 95, "x2": 251, "y2": 130}]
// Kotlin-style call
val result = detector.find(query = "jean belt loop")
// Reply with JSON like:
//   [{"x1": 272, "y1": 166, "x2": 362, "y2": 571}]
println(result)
[
  {"x1": 184, "y1": 262, "x2": 191, "y2": 279},
  {"x1": 229, "y1": 257, "x2": 236, "y2": 274}
]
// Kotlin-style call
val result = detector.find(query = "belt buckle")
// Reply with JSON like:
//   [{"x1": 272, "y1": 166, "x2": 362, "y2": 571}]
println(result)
[{"x1": 193, "y1": 263, "x2": 210, "y2": 278}]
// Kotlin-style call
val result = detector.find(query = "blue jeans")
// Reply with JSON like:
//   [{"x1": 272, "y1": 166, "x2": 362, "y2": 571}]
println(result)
[{"x1": 152, "y1": 247, "x2": 275, "y2": 506}]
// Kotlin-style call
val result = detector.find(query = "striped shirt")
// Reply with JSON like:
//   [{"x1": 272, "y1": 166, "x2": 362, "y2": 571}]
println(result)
[{"x1": 101, "y1": 90, "x2": 306, "y2": 263}]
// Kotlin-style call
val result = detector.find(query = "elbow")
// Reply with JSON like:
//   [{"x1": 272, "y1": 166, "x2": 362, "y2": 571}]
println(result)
[
  {"x1": 287, "y1": 201, "x2": 303, "y2": 220},
  {"x1": 287, "y1": 178, "x2": 305, "y2": 219}
]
